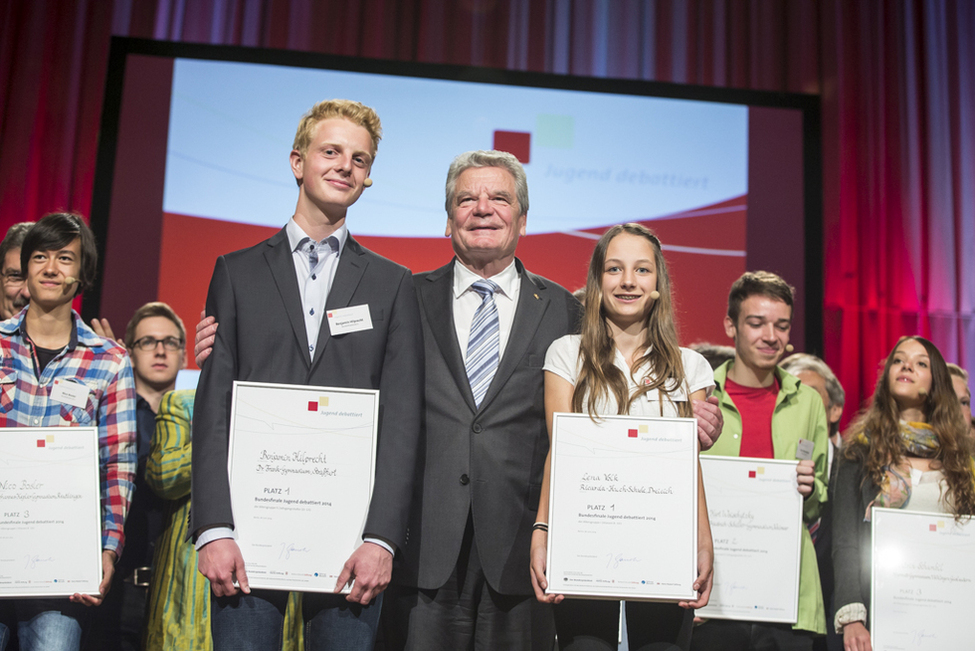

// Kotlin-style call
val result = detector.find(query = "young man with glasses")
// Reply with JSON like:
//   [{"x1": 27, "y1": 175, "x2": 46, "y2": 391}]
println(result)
[{"x1": 86, "y1": 302, "x2": 186, "y2": 649}]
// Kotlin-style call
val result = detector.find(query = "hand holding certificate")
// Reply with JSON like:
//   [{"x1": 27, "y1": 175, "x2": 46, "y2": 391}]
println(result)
[
  {"x1": 226, "y1": 381, "x2": 379, "y2": 594},
  {"x1": 696, "y1": 456, "x2": 803, "y2": 623},
  {"x1": 0, "y1": 427, "x2": 102, "y2": 597},
  {"x1": 544, "y1": 413, "x2": 699, "y2": 601}
]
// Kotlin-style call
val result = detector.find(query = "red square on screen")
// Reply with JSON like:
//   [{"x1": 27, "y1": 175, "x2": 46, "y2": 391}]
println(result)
[
  {"x1": 493, "y1": 131, "x2": 531, "y2": 163},
  {"x1": 628, "y1": 429, "x2": 638, "y2": 438},
  {"x1": 929, "y1": 524, "x2": 937, "y2": 531},
  {"x1": 748, "y1": 470, "x2": 756, "y2": 478},
  {"x1": 308, "y1": 401, "x2": 318, "y2": 412},
  {"x1": 37, "y1": 440, "x2": 45, "y2": 447}
]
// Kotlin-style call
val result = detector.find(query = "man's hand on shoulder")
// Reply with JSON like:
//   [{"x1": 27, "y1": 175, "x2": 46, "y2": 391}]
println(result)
[
  {"x1": 91, "y1": 318, "x2": 123, "y2": 347},
  {"x1": 693, "y1": 395, "x2": 723, "y2": 451},
  {"x1": 195, "y1": 310, "x2": 218, "y2": 367},
  {"x1": 198, "y1": 537, "x2": 249, "y2": 597},
  {"x1": 334, "y1": 542, "x2": 392, "y2": 605}
]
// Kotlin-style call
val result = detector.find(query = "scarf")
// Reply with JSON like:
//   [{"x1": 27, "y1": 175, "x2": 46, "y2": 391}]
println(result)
[{"x1": 863, "y1": 421, "x2": 939, "y2": 521}]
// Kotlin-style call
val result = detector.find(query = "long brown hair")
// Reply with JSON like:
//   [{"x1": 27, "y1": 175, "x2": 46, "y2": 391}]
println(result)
[
  {"x1": 843, "y1": 336, "x2": 975, "y2": 517},
  {"x1": 573, "y1": 224, "x2": 691, "y2": 419}
]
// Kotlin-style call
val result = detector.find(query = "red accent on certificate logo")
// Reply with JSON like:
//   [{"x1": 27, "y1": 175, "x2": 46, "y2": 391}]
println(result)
[
  {"x1": 628, "y1": 429, "x2": 638, "y2": 438},
  {"x1": 492, "y1": 131, "x2": 531, "y2": 163},
  {"x1": 327, "y1": 312, "x2": 333, "y2": 318},
  {"x1": 308, "y1": 401, "x2": 318, "y2": 411},
  {"x1": 37, "y1": 440, "x2": 45, "y2": 447},
  {"x1": 930, "y1": 524, "x2": 937, "y2": 532},
  {"x1": 748, "y1": 470, "x2": 757, "y2": 478}
]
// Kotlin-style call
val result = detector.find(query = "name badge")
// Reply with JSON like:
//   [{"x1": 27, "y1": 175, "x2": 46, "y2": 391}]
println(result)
[
  {"x1": 51, "y1": 378, "x2": 90, "y2": 409},
  {"x1": 326, "y1": 304, "x2": 373, "y2": 336},
  {"x1": 795, "y1": 438, "x2": 814, "y2": 461}
]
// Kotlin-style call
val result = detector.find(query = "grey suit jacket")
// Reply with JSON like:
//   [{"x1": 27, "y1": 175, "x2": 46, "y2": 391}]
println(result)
[
  {"x1": 190, "y1": 227, "x2": 423, "y2": 549},
  {"x1": 397, "y1": 259, "x2": 582, "y2": 595}
]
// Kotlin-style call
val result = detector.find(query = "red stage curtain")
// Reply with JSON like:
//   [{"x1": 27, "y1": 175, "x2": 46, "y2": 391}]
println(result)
[{"x1": 1, "y1": 0, "x2": 972, "y2": 419}]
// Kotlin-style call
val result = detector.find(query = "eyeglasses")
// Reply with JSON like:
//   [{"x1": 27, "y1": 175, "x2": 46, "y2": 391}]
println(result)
[{"x1": 132, "y1": 336, "x2": 184, "y2": 352}]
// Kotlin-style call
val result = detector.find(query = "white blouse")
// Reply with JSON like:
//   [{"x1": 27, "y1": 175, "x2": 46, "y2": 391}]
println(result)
[{"x1": 543, "y1": 334, "x2": 714, "y2": 417}]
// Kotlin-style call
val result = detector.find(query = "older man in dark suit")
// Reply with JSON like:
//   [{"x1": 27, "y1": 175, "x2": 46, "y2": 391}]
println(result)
[
  {"x1": 383, "y1": 151, "x2": 724, "y2": 650},
  {"x1": 190, "y1": 99, "x2": 423, "y2": 651}
]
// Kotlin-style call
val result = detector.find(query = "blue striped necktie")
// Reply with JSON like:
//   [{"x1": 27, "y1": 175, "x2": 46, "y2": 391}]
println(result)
[{"x1": 466, "y1": 279, "x2": 501, "y2": 407}]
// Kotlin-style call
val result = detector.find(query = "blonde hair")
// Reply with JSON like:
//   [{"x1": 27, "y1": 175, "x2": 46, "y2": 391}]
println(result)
[{"x1": 292, "y1": 99, "x2": 382, "y2": 157}]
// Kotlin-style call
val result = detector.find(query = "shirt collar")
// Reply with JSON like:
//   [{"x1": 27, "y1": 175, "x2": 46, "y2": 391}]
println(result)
[
  {"x1": 286, "y1": 218, "x2": 348, "y2": 256},
  {"x1": 5, "y1": 308, "x2": 90, "y2": 351},
  {"x1": 452, "y1": 258, "x2": 518, "y2": 301}
]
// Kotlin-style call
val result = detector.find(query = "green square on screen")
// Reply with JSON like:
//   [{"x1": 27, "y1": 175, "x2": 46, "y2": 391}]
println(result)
[{"x1": 536, "y1": 114, "x2": 574, "y2": 148}]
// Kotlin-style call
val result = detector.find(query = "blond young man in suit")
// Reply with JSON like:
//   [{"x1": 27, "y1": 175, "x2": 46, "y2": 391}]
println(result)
[{"x1": 190, "y1": 100, "x2": 423, "y2": 651}]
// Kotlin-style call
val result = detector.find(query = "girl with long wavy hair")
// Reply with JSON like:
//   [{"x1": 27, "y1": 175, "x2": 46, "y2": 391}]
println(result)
[
  {"x1": 832, "y1": 336, "x2": 975, "y2": 651},
  {"x1": 529, "y1": 224, "x2": 714, "y2": 651}
]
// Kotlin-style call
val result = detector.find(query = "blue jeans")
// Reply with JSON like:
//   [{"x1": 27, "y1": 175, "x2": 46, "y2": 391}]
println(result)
[
  {"x1": 211, "y1": 589, "x2": 381, "y2": 651},
  {"x1": 0, "y1": 599, "x2": 85, "y2": 651}
]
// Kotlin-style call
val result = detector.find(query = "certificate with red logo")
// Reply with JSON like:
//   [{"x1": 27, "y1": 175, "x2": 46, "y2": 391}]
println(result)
[
  {"x1": 871, "y1": 508, "x2": 975, "y2": 650},
  {"x1": 0, "y1": 427, "x2": 101, "y2": 597},
  {"x1": 228, "y1": 382, "x2": 378, "y2": 593},
  {"x1": 546, "y1": 413, "x2": 699, "y2": 601},
  {"x1": 695, "y1": 456, "x2": 803, "y2": 623}
]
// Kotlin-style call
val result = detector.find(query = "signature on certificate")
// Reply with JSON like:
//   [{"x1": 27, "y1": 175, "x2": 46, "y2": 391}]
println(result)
[
  {"x1": 605, "y1": 552, "x2": 640, "y2": 569},
  {"x1": 23, "y1": 554, "x2": 54, "y2": 570},
  {"x1": 278, "y1": 542, "x2": 310, "y2": 560}
]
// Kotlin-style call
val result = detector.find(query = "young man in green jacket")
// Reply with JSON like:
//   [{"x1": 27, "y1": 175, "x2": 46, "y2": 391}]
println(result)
[{"x1": 694, "y1": 271, "x2": 829, "y2": 650}]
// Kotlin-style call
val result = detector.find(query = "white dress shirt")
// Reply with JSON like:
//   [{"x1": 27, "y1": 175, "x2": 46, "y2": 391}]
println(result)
[
  {"x1": 286, "y1": 218, "x2": 347, "y2": 361},
  {"x1": 451, "y1": 258, "x2": 520, "y2": 364}
]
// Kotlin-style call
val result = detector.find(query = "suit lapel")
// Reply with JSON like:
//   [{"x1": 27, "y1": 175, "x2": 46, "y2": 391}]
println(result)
[
  {"x1": 476, "y1": 262, "x2": 548, "y2": 412},
  {"x1": 264, "y1": 228, "x2": 311, "y2": 367},
  {"x1": 421, "y1": 263, "x2": 477, "y2": 412},
  {"x1": 310, "y1": 235, "x2": 368, "y2": 375}
]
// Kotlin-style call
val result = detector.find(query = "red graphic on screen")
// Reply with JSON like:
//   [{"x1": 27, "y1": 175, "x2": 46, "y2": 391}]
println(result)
[
  {"x1": 929, "y1": 524, "x2": 937, "y2": 531},
  {"x1": 628, "y1": 429, "x2": 638, "y2": 438},
  {"x1": 493, "y1": 131, "x2": 531, "y2": 163},
  {"x1": 308, "y1": 401, "x2": 318, "y2": 412},
  {"x1": 37, "y1": 440, "x2": 45, "y2": 447},
  {"x1": 748, "y1": 470, "x2": 756, "y2": 478}
]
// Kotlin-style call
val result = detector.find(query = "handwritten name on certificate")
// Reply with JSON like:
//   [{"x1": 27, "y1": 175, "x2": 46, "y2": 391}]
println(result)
[
  {"x1": 228, "y1": 382, "x2": 378, "y2": 593},
  {"x1": 547, "y1": 413, "x2": 698, "y2": 601},
  {"x1": 871, "y1": 508, "x2": 975, "y2": 650},
  {"x1": 695, "y1": 456, "x2": 802, "y2": 623},
  {"x1": 0, "y1": 427, "x2": 101, "y2": 597}
]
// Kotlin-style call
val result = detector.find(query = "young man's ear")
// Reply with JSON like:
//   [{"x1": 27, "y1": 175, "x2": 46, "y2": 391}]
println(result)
[{"x1": 723, "y1": 315, "x2": 737, "y2": 341}]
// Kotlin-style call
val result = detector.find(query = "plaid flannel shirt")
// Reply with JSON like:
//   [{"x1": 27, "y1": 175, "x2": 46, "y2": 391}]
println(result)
[{"x1": 0, "y1": 309, "x2": 137, "y2": 557}]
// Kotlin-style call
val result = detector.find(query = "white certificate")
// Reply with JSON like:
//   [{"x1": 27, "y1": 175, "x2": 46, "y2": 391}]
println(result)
[
  {"x1": 228, "y1": 381, "x2": 378, "y2": 593},
  {"x1": 547, "y1": 413, "x2": 698, "y2": 601},
  {"x1": 696, "y1": 456, "x2": 802, "y2": 623},
  {"x1": 871, "y1": 508, "x2": 975, "y2": 650},
  {"x1": 0, "y1": 427, "x2": 102, "y2": 597}
]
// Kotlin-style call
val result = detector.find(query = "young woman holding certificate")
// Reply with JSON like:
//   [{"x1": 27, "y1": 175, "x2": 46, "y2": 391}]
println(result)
[
  {"x1": 529, "y1": 224, "x2": 714, "y2": 651},
  {"x1": 832, "y1": 336, "x2": 975, "y2": 651}
]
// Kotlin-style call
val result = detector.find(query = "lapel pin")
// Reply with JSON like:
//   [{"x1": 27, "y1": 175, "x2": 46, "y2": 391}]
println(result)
[{"x1": 534, "y1": 293, "x2": 540, "y2": 300}]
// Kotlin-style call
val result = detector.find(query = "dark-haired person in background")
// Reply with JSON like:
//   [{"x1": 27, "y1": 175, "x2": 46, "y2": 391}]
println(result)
[
  {"x1": 0, "y1": 213, "x2": 137, "y2": 651},
  {"x1": 0, "y1": 221, "x2": 35, "y2": 320}
]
